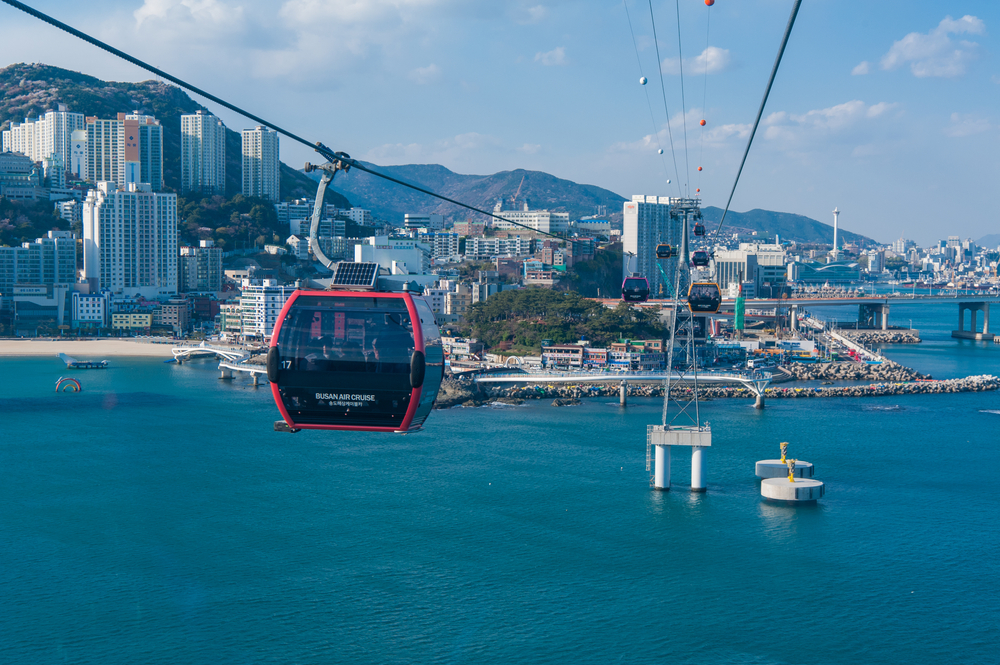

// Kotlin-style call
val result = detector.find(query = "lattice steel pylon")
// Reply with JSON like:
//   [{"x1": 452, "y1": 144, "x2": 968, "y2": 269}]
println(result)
[{"x1": 647, "y1": 198, "x2": 712, "y2": 491}]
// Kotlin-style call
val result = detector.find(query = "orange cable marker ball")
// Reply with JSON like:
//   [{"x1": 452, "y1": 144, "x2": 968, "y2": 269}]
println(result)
[
  {"x1": 705, "y1": 0, "x2": 714, "y2": 6},
  {"x1": 696, "y1": 188, "x2": 701, "y2": 193},
  {"x1": 698, "y1": 166, "x2": 703, "y2": 171},
  {"x1": 700, "y1": 119, "x2": 706, "y2": 126}
]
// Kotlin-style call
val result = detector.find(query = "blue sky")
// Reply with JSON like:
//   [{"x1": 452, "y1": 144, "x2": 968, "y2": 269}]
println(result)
[{"x1": 1, "y1": 0, "x2": 998, "y2": 245}]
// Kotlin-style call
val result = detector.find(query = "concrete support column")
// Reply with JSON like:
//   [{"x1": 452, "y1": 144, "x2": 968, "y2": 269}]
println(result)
[
  {"x1": 959, "y1": 305, "x2": 966, "y2": 332},
  {"x1": 754, "y1": 392, "x2": 765, "y2": 409},
  {"x1": 220, "y1": 367, "x2": 233, "y2": 380},
  {"x1": 654, "y1": 445, "x2": 671, "y2": 490},
  {"x1": 691, "y1": 446, "x2": 706, "y2": 492},
  {"x1": 252, "y1": 373, "x2": 260, "y2": 386},
  {"x1": 881, "y1": 304, "x2": 889, "y2": 331},
  {"x1": 984, "y1": 304, "x2": 990, "y2": 335},
  {"x1": 972, "y1": 309, "x2": 978, "y2": 335},
  {"x1": 790, "y1": 305, "x2": 798, "y2": 331},
  {"x1": 620, "y1": 381, "x2": 627, "y2": 406}
]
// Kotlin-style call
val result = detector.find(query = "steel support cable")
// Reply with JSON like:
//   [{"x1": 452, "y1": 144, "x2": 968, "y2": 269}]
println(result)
[
  {"x1": 623, "y1": 0, "x2": 673, "y2": 186},
  {"x1": 711, "y1": 0, "x2": 802, "y2": 241},
  {"x1": 674, "y1": 0, "x2": 690, "y2": 198},
  {"x1": 0, "y1": 0, "x2": 576, "y2": 244},
  {"x1": 647, "y1": 0, "x2": 682, "y2": 197}
]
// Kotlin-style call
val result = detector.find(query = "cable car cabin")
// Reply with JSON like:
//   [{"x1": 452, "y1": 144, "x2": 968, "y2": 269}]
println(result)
[
  {"x1": 687, "y1": 282, "x2": 722, "y2": 314},
  {"x1": 691, "y1": 250, "x2": 711, "y2": 267},
  {"x1": 655, "y1": 243, "x2": 675, "y2": 259},
  {"x1": 621, "y1": 275, "x2": 650, "y2": 303},
  {"x1": 693, "y1": 222, "x2": 706, "y2": 237},
  {"x1": 267, "y1": 290, "x2": 444, "y2": 433}
]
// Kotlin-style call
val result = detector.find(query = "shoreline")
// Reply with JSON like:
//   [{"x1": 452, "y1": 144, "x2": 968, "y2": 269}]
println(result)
[{"x1": 0, "y1": 339, "x2": 176, "y2": 358}]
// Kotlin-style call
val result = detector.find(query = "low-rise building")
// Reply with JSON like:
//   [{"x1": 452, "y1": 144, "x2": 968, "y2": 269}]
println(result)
[
  {"x1": 112, "y1": 311, "x2": 152, "y2": 331},
  {"x1": 72, "y1": 291, "x2": 111, "y2": 329}
]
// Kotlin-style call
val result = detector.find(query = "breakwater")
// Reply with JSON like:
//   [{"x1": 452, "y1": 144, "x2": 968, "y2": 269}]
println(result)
[
  {"x1": 783, "y1": 359, "x2": 928, "y2": 382},
  {"x1": 436, "y1": 373, "x2": 999, "y2": 408},
  {"x1": 838, "y1": 329, "x2": 921, "y2": 345}
]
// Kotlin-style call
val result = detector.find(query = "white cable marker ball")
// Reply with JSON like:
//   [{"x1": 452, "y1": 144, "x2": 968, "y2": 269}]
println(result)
[
  {"x1": 658, "y1": 148, "x2": 663, "y2": 154},
  {"x1": 640, "y1": 76, "x2": 648, "y2": 85}
]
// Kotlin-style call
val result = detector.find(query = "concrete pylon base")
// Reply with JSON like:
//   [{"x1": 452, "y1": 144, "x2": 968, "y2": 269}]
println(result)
[
  {"x1": 756, "y1": 460, "x2": 814, "y2": 479},
  {"x1": 761, "y1": 478, "x2": 824, "y2": 502}
]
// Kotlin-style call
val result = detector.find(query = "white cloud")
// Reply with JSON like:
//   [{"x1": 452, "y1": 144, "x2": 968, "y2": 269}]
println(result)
[
  {"x1": 880, "y1": 15, "x2": 985, "y2": 78},
  {"x1": 944, "y1": 113, "x2": 992, "y2": 138},
  {"x1": 519, "y1": 5, "x2": 548, "y2": 24},
  {"x1": 517, "y1": 143, "x2": 541, "y2": 154},
  {"x1": 609, "y1": 108, "x2": 749, "y2": 153},
  {"x1": 409, "y1": 64, "x2": 441, "y2": 84},
  {"x1": 760, "y1": 100, "x2": 900, "y2": 151},
  {"x1": 852, "y1": 61, "x2": 870, "y2": 76},
  {"x1": 535, "y1": 46, "x2": 566, "y2": 66},
  {"x1": 661, "y1": 46, "x2": 731, "y2": 76}
]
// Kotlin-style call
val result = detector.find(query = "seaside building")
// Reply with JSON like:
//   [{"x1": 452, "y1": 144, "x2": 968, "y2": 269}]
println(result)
[
  {"x1": 178, "y1": 240, "x2": 223, "y2": 293},
  {"x1": 491, "y1": 201, "x2": 569, "y2": 235},
  {"x1": 241, "y1": 126, "x2": 279, "y2": 202},
  {"x1": 82, "y1": 181, "x2": 178, "y2": 299},
  {"x1": 239, "y1": 278, "x2": 295, "y2": 341},
  {"x1": 0, "y1": 230, "x2": 77, "y2": 313},
  {"x1": 181, "y1": 110, "x2": 227, "y2": 195},
  {"x1": 622, "y1": 195, "x2": 681, "y2": 297},
  {"x1": 72, "y1": 291, "x2": 111, "y2": 329}
]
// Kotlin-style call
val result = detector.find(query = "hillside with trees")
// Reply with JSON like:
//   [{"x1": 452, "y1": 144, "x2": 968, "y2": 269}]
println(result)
[{"x1": 464, "y1": 287, "x2": 668, "y2": 352}]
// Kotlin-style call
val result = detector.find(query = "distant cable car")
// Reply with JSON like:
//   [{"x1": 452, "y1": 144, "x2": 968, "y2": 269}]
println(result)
[
  {"x1": 691, "y1": 250, "x2": 711, "y2": 267},
  {"x1": 656, "y1": 243, "x2": 676, "y2": 259},
  {"x1": 267, "y1": 285, "x2": 444, "y2": 433},
  {"x1": 622, "y1": 275, "x2": 650, "y2": 303},
  {"x1": 693, "y1": 222, "x2": 706, "y2": 236},
  {"x1": 688, "y1": 282, "x2": 722, "y2": 313}
]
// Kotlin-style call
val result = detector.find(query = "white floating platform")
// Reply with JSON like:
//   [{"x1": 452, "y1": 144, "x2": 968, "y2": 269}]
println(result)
[
  {"x1": 756, "y1": 459, "x2": 814, "y2": 479},
  {"x1": 761, "y1": 478, "x2": 825, "y2": 502}
]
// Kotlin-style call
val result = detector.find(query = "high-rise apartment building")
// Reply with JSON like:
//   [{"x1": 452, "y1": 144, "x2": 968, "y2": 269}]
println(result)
[
  {"x1": 2, "y1": 107, "x2": 85, "y2": 168},
  {"x1": 242, "y1": 126, "x2": 279, "y2": 202},
  {"x1": 622, "y1": 195, "x2": 681, "y2": 297},
  {"x1": 85, "y1": 112, "x2": 163, "y2": 190},
  {"x1": 82, "y1": 181, "x2": 177, "y2": 299},
  {"x1": 181, "y1": 111, "x2": 227, "y2": 195},
  {"x1": 239, "y1": 279, "x2": 295, "y2": 340},
  {"x1": 70, "y1": 129, "x2": 87, "y2": 179}
]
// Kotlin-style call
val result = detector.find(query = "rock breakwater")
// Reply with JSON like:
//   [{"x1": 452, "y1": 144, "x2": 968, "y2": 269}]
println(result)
[{"x1": 839, "y1": 329, "x2": 921, "y2": 345}]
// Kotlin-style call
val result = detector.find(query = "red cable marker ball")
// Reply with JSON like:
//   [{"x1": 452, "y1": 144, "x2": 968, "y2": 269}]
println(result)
[
  {"x1": 700, "y1": 119, "x2": 707, "y2": 126},
  {"x1": 705, "y1": 0, "x2": 714, "y2": 6},
  {"x1": 696, "y1": 188, "x2": 701, "y2": 193},
  {"x1": 697, "y1": 166, "x2": 703, "y2": 172}
]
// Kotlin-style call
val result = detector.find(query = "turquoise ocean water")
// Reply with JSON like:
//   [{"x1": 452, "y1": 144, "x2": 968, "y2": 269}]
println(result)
[{"x1": 2, "y1": 302, "x2": 999, "y2": 663}]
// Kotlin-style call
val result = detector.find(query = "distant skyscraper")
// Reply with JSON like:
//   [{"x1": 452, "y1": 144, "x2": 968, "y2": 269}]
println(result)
[
  {"x1": 0, "y1": 230, "x2": 77, "y2": 303},
  {"x1": 82, "y1": 181, "x2": 177, "y2": 298},
  {"x1": 242, "y1": 126, "x2": 279, "y2": 202},
  {"x1": 181, "y1": 111, "x2": 227, "y2": 195},
  {"x1": 622, "y1": 195, "x2": 681, "y2": 297},
  {"x1": 70, "y1": 129, "x2": 87, "y2": 180},
  {"x1": 85, "y1": 112, "x2": 163, "y2": 190}
]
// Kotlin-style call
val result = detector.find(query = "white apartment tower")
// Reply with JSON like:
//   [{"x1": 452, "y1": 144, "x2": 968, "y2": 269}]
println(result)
[
  {"x1": 85, "y1": 113, "x2": 163, "y2": 190},
  {"x1": 181, "y1": 110, "x2": 227, "y2": 195},
  {"x1": 2, "y1": 107, "x2": 85, "y2": 169},
  {"x1": 242, "y1": 126, "x2": 279, "y2": 202},
  {"x1": 622, "y1": 195, "x2": 681, "y2": 297},
  {"x1": 82, "y1": 181, "x2": 178, "y2": 299}
]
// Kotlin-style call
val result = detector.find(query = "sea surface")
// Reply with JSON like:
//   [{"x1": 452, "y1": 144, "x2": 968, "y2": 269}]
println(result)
[{"x1": 2, "y1": 302, "x2": 999, "y2": 664}]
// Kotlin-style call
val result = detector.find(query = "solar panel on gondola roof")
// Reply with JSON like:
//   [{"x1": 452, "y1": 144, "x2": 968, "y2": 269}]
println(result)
[{"x1": 331, "y1": 262, "x2": 380, "y2": 289}]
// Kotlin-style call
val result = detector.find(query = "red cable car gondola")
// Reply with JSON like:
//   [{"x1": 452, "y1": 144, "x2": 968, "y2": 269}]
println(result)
[
  {"x1": 691, "y1": 250, "x2": 711, "y2": 267},
  {"x1": 267, "y1": 288, "x2": 443, "y2": 433},
  {"x1": 693, "y1": 222, "x2": 706, "y2": 236},
  {"x1": 687, "y1": 282, "x2": 722, "y2": 313},
  {"x1": 621, "y1": 275, "x2": 650, "y2": 303}
]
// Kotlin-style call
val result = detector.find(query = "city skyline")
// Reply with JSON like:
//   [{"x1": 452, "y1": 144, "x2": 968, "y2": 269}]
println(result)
[{"x1": 1, "y1": 1, "x2": 996, "y2": 246}]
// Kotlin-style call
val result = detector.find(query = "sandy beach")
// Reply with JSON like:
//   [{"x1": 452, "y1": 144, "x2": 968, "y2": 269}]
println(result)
[{"x1": 0, "y1": 339, "x2": 177, "y2": 358}]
